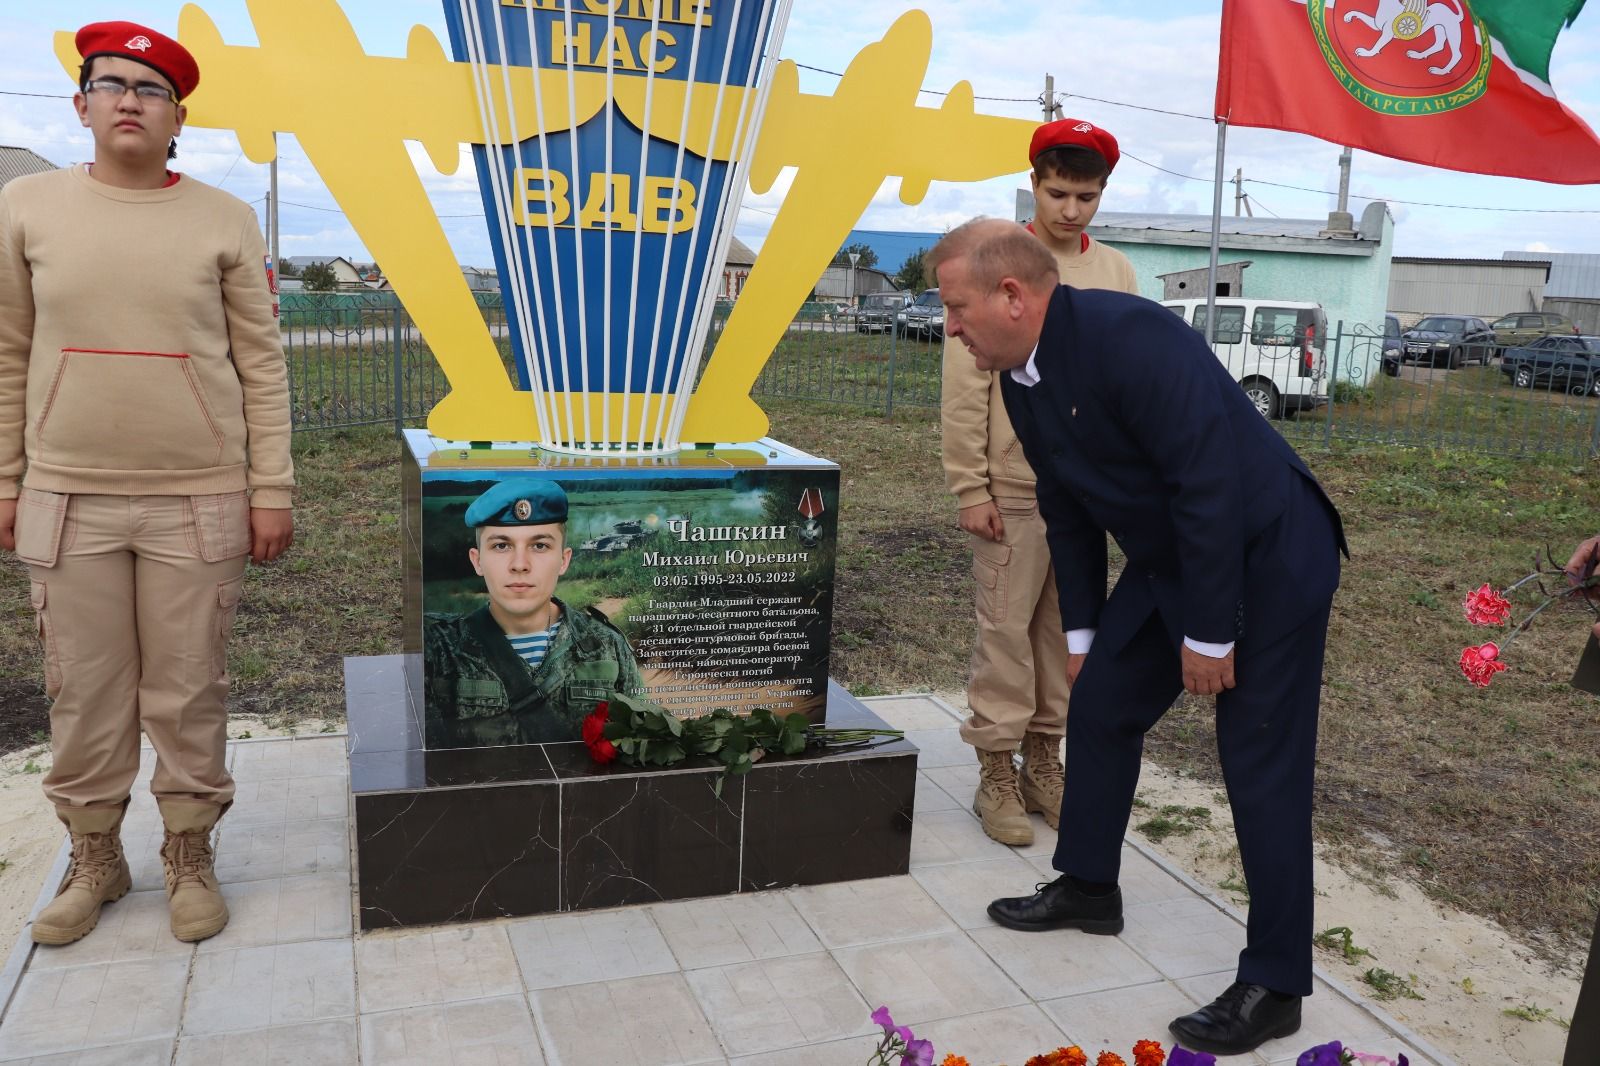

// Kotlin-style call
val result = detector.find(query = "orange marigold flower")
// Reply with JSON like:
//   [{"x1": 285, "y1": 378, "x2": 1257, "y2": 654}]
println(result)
[
  {"x1": 1025, "y1": 1056, "x2": 1052, "y2": 1066},
  {"x1": 1132, "y1": 1039, "x2": 1166, "y2": 1066},
  {"x1": 1057, "y1": 1049, "x2": 1089, "y2": 1066},
  {"x1": 939, "y1": 1057, "x2": 970, "y2": 1066},
  {"x1": 1096, "y1": 1053, "x2": 1127, "y2": 1066}
]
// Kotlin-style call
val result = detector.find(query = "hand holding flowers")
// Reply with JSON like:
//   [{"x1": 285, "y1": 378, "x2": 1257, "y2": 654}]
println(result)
[{"x1": 1456, "y1": 547, "x2": 1599, "y2": 687}]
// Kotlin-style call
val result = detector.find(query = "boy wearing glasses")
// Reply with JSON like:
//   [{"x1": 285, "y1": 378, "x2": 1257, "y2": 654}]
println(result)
[{"x1": 0, "y1": 22, "x2": 293, "y2": 946}]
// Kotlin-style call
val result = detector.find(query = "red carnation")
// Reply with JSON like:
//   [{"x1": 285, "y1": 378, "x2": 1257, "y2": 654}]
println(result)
[
  {"x1": 1458, "y1": 642, "x2": 1508, "y2": 687},
  {"x1": 1462, "y1": 584, "x2": 1512, "y2": 627},
  {"x1": 589, "y1": 737, "x2": 618, "y2": 764}
]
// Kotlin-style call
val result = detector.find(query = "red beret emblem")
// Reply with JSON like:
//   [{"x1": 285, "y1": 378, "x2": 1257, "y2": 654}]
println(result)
[{"x1": 76, "y1": 22, "x2": 201, "y2": 99}]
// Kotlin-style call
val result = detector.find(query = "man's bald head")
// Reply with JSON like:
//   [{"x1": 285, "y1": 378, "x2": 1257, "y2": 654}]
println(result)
[
  {"x1": 931, "y1": 217, "x2": 1059, "y2": 373},
  {"x1": 927, "y1": 218, "x2": 1058, "y2": 297}
]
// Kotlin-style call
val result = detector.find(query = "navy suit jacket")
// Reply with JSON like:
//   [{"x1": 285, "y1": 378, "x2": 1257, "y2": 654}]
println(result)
[{"x1": 1000, "y1": 286, "x2": 1347, "y2": 658}]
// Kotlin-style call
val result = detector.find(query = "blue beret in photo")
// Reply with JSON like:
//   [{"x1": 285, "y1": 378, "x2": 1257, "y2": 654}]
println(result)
[{"x1": 464, "y1": 479, "x2": 568, "y2": 528}]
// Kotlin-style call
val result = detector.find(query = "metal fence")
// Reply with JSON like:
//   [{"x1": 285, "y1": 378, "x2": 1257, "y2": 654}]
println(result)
[{"x1": 283, "y1": 299, "x2": 1600, "y2": 459}]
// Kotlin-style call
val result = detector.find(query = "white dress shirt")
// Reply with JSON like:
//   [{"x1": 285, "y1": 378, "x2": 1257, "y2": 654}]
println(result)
[{"x1": 1009, "y1": 346, "x2": 1234, "y2": 659}]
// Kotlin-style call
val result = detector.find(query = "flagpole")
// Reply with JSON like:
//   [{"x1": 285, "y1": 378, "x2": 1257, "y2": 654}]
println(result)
[{"x1": 1205, "y1": 118, "x2": 1227, "y2": 345}]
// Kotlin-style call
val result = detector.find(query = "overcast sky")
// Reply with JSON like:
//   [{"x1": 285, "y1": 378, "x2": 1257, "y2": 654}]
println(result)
[{"x1": 4, "y1": 0, "x2": 1598, "y2": 269}]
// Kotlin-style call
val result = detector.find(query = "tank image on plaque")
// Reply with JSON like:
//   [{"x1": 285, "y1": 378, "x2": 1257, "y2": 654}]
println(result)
[{"x1": 412, "y1": 436, "x2": 840, "y2": 750}]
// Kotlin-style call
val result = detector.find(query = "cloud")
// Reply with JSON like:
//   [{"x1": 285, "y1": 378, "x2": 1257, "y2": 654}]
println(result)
[{"x1": 8, "y1": 1, "x2": 1599, "y2": 267}]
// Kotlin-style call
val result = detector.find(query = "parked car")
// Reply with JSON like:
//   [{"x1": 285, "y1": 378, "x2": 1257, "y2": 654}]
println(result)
[
  {"x1": 1380, "y1": 313, "x2": 1402, "y2": 376},
  {"x1": 1160, "y1": 298, "x2": 1328, "y2": 418},
  {"x1": 855, "y1": 291, "x2": 910, "y2": 334},
  {"x1": 1498, "y1": 334, "x2": 1600, "y2": 395},
  {"x1": 897, "y1": 288, "x2": 944, "y2": 339},
  {"x1": 1489, "y1": 311, "x2": 1580, "y2": 350},
  {"x1": 1398, "y1": 315, "x2": 1496, "y2": 369}
]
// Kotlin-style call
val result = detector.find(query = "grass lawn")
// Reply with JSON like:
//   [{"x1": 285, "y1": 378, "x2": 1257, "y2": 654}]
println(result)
[{"x1": 0, "y1": 394, "x2": 1596, "y2": 957}]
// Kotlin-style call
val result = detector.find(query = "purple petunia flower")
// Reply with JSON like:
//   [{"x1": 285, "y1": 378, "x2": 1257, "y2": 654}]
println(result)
[
  {"x1": 871, "y1": 1006, "x2": 895, "y2": 1036},
  {"x1": 1297, "y1": 1042, "x2": 1345, "y2": 1066},
  {"x1": 901, "y1": 1036, "x2": 936, "y2": 1066},
  {"x1": 1169, "y1": 1048, "x2": 1219, "y2": 1066}
]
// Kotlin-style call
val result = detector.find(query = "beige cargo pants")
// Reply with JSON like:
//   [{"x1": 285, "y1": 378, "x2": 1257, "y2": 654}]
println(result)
[
  {"x1": 14, "y1": 490, "x2": 247, "y2": 809},
  {"x1": 959, "y1": 495, "x2": 1071, "y2": 752}
]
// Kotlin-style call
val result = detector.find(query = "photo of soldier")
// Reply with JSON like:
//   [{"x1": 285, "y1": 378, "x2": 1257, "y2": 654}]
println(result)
[{"x1": 424, "y1": 478, "x2": 643, "y2": 748}]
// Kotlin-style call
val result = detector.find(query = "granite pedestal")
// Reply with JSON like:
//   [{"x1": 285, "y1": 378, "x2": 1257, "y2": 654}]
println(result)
[{"x1": 346, "y1": 656, "x2": 917, "y2": 929}]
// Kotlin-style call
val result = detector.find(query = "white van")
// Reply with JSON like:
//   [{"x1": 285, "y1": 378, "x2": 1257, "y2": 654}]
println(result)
[{"x1": 1159, "y1": 298, "x2": 1329, "y2": 418}]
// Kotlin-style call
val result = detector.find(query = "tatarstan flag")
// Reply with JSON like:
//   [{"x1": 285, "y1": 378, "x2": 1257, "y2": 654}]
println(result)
[{"x1": 1216, "y1": 0, "x2": 1600, "y2": 184}]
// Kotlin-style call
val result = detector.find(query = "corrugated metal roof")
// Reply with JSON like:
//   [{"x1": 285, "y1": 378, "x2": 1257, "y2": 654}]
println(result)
[
  {"x1": 1091, "y1": 212, "x2": 1334, "y2": 240},
  {"x1": 1396, "y1": 256, "x2": 1550, "y2": 272},
  {"x1": 0, "y1": 146, "x2": 58, "y2": 187},
  {"x1": 1503, "y1": 251, "x2": 1600, "y2": 299}
]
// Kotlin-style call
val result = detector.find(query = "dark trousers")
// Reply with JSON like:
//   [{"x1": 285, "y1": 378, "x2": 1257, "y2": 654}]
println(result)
[
  {"x1": 1052, "y1": 602, "x2": 1330, "y2": 997},
  {"x1": 1567, "y1": 912, "x2": 1600, "y2": 1065}
]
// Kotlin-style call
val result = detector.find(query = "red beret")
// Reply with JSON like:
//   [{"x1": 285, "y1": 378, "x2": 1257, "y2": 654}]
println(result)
[
  {"x1": 76, "y1": 21, "x2": 199, "y2": 100},
  {"x1": 1029, "y1": 118, "x2": 1119, "y2": 172}
]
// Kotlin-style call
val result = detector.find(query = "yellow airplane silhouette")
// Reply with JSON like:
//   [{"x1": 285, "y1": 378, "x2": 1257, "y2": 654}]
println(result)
[{"x1": 55, "y1": 1, "x2": 1037, "y2": 444}]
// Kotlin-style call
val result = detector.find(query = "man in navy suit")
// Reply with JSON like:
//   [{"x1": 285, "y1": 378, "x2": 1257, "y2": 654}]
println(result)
[{"x1": 930, "y1": 219, "x2": 1346, "y2": 1057}]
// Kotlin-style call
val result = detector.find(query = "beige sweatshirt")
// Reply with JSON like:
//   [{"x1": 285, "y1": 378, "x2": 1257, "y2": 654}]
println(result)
[
  {"x1": 0, "y1": 165, "x2": 293, "y2": 508},
  {"x1": 940, "y1": 236, "x2": 1139, "y2": 508}
]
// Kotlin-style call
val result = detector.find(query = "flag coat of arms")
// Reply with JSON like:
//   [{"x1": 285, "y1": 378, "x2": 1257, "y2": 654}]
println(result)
[{"x1": 1217, "y1": 0, "x2": 1600, "y2": 184}]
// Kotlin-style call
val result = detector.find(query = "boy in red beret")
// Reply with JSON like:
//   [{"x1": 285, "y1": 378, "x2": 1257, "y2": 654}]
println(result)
[
  {"x1": 0, "y1": 21, "x2": 293, "y2": 946},
  {"x1": 940, "y1": 118, "x2": 1138, "y2": 846}
]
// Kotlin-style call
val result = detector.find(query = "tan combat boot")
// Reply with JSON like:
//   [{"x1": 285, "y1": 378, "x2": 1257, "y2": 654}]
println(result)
[
  {"x1": 32, "y1": 805, "x2": 132, "y2": 946},
  {"x1": 157, "y1": 799, "x2": 229, "y2": 942},
  {"x1": 974, "y1": 748, "x2": 1033, "y2": 846},
  {"x1": 1020, "y1": 731, "x2": 1066, "y2": 831}
]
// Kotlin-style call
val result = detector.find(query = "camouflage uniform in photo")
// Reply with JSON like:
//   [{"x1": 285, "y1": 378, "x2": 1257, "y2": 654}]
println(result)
[{"x1": 424, "y1": 597, "x2": 643, "y2": 746}]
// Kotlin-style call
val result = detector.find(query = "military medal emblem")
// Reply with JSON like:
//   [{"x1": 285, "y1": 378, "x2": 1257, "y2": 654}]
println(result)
[
  {"x1": 513, "y1": 499, "x2": 532, "y2": 521},
  {"x1": 797, "y1": 488, "x2": 825, "y2": 548},
  {"x1": 1308, "y1": 0, "x2": 1490, "y2": 116}
]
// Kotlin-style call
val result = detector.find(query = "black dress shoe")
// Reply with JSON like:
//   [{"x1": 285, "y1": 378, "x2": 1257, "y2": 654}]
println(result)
[
  {"x1": 1169, "y1": 981, "x2": 1302, "y2": 1056},
  {"x1": 985, "y1": 875, "x2": 1123, "y2": 934}
]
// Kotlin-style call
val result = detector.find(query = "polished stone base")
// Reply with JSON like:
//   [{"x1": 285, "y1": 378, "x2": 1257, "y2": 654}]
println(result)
[{"x1": 346, "y1": 656, "x2": 917, "y2": 929}]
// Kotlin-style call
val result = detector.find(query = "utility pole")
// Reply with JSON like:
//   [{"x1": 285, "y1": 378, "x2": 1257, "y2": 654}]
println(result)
[
  {"x1": 1336, "y1": 145, "x2": 1352, "y2": 215},
  {"x1": 269, "y1": 133, "x2": 281, "y2": 274},
  {"x1": 1233, "y1": 168, "x2": 1242, "y2": 217},
  {"x1": 1042, "y1": 74, "x2": 1062, "y2": 121},
  {"x1": 1323, "y1": 145, "x2": 1355, "y2": 235}
]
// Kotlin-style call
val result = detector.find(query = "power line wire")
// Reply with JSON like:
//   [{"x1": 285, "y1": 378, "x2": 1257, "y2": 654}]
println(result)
[
  {"x1": 1244, "y1": 176, "x2": 1600, "y2": 214},
  {"x1": 1121, "y1": 151, "x2": 1600, "y2": 215},
  {"x1": 1120, "y1": 150, "x2": 1210, "y2": 183},
  {"x1": 787, "y1": 62, "x2": 1037, "y2": 105},
  {"x1": 1053, "y1": 91, "x2": 1210, "y2": 122},
  {"x1": 279, "y1": 197, "x2": 484, "y2": 219},
  {"x1": 10, "y1": 64, "x2": 1596, "y2": 217}
]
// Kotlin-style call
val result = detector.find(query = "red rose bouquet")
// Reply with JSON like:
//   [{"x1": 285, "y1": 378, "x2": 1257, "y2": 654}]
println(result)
[{"x1": 582, "y1": 693, "x2": 904, "y2": 792}]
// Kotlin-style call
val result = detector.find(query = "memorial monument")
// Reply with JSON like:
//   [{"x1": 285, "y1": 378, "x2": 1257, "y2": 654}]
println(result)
[{"x1": 54, "y1": 0, "x2": 1045, "y2": 926}]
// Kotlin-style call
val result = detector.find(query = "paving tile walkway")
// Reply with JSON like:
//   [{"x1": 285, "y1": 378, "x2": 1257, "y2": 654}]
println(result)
[{"x1": 0, "y1": 696, "x2": 1454, "y2": 1065}]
